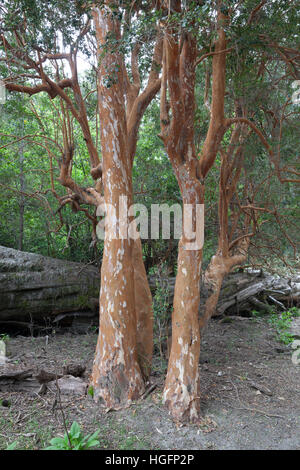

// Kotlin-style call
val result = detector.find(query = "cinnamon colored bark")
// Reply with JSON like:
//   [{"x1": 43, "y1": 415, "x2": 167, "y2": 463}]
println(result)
[
  {"x1": 163, "y1": 180, "x2": 204, "y2": 422},
  {"x1": 159, "y1": 5, "x2": 230, "y2": 422},
  {"x1": 132, "y1": 237, "x2": 153, "y2": 380},
  {"x1": 200, "y1": 114, "x2": 252, "y2": 330},
  {"x1": 1, "y1": 3, "x2": 159, "y2": 384},
  {"x1": 91, "y1": 5, "x2": 145, "y2": 405},
  {"x1": 159, "y1": 8, "x2": 205, "y2": 420},
  {"x1": 200, "y1": 241, "x2": 250, "y2": 331}
]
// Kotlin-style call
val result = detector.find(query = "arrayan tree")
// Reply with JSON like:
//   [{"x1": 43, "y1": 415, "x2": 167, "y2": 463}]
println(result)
[
  {"x1": 0, "y1": 0, "x2": 162, "y2": 402},
  {"x1": 157, "y1": 1, "x2": 234, "y2": 422},
  {"x1": 157, "y1": 0, "x2": 299, "y2": 421},
  {"x1": 90, "y1": 1, "x2": 164, "y2": 403}
]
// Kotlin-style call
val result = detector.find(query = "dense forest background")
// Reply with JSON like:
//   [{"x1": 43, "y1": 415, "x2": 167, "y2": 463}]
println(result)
[{"x1": 0, "y1": 77, "x2": 298, "y2": 274}]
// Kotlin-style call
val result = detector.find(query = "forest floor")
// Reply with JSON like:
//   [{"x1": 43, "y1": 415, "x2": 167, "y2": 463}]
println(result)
[{"x1": 0, "y1": 315, "x2": 299, "y2": 451}]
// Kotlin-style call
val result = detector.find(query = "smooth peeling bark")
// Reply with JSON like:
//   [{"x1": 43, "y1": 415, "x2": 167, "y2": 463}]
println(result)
[
  {"x1": 200, "y1": 125, "x2": 250, "y2": 330},
  {"x1": 158, "y1": 6, "x2": 207, "y2": 420},
  {"x1": 163, "y1": 241, "x2": 202, "y2": 422},
  {"x1": 158, "y1": 17, "x2": 206, "y2": 420},
  {"x1": 91, "y1": 235, "x2": 145, "y2": 406},
  {"x1": 163, "y1": 169, "x2": 204, "y2": 422},
  {"x1": 199, "y1": 207, "x2": 250, "y2": 329},
  {"x1": 91, "y1": 5, "x2": 145, "y2": 406},
  {"x1": 91, "y1": 4, "x2": 163, "y2": 382},
  {"x1": 124, "y1": 36, "x2": 163, "y2": 380}
]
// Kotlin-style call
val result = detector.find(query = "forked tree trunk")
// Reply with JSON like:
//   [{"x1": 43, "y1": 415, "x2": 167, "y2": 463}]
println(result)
[
  {"x1": 200, "y1": 124, "x2": 252, "y2": 330},
  {"x1": 90, "y1": 2, "x2": 163, "y2": 384},
  {"x1": 159, "y1": 3, "x2": 230, "y2": 422},
  {"x1": 91, "y1": 5, "x2": 145, "y2": 406},
  {"x1": 157, "y1": 4, "x2": 206, "y2": 420}
]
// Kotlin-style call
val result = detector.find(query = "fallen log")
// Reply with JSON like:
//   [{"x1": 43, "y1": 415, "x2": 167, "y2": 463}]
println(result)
[
  {"x1": 0, "y1": 246, "x2": 100, "y2": 326},
  {"x1": 214, "y1": 271, "x2": 299, "y2": 316},
  {"x1": 150, "y1": 270, "x2": 300, "y2": 317},
  {"x1": 0, "y1": 364, "x2": 87, "y2": 395}
]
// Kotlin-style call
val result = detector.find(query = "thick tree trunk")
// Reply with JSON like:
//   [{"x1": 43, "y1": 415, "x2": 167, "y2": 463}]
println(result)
[
  {"x1": 90, "y1": 147, "x2": 145, "y2": 406},
  {"x1": 91, "y1": 5, "x2": 145, "y2": 407},
  {"x1": 91, "y1": 235, "x2": 145, "y2": 406},
  {"x1": 158, "y1": 11, "x2": 206, "y2": 421}
]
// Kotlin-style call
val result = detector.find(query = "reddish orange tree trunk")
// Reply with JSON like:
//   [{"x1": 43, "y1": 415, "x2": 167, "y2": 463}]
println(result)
[
  {"x1": 159, "y1": 4, "x2": 230, "y2": 422},
  {"x1": 91, "y1": 5, "x2": 145, "y2": 405},
  {"x1": 163, "y1": 183, "x2": 204, "y2": 422},
  {"x1": 200, "y1": 120, "x2": 252, "y2": 329},
  {"x1": 91, "y1": 3, "x2": 163, "y2": 404},
  {"x1": 158, "y1": 8, "x2": 205, "y2": 421}
]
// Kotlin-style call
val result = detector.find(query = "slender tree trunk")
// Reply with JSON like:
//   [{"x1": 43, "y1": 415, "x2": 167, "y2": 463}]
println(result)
[
  {"x1": 158, "y1": 4, "x2": 230, "y2": 422},
  {"x1": 200, "y1": 251, "x2": 246, "y2": 330},
  {"x1": 163, "y1": 174, "x2": 204, "y2": 422},
  {"x1": 200, "y1": 123, "x2": 251, "y2": 330}
]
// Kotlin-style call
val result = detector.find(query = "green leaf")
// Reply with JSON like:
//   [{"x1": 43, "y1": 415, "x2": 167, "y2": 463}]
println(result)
[
  {"x1": 70, "y1": 421, "x2": 81, "y2": 439},
  {"x1": 49, "y1": 437, "x2": 65, "y2": 446},
  {"x1": 6, "y1": 441, "x2": 18, "y2": 450},
  {"x1": 84, "y1": 439, "x2": 100, "y2": 449}
]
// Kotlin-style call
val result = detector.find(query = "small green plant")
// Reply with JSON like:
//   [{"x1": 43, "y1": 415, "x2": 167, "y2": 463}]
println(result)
[
  {"x1": 288, "y1": 307, "x2": 300, "y2": 317},
  {"x1": 45, "y1": 421, "x2": 100, "y2": 450},
  {"x1": 268, "y1": 308, "x2": 299, "y2": 345},
  {"x1": 88, "y1": 385, "x2": 94, "y2": 398},
  {"x1": 0, "y1": 333, "x2": 9, "y2": 342},
  {"x1": 6, "y1": 441, "x2": 17, "y2": 450},
  {"x1": 251, "y1": 309, "x2": 261, "y2": 318}
]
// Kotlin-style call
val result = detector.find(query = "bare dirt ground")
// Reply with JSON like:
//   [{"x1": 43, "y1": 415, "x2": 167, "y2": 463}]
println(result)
[{"x1": 0, "y1": 316, "x2": 299, "y2": 450}]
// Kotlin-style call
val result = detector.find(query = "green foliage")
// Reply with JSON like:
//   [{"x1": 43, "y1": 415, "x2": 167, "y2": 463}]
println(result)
[
  {"x1": 0, "y1": 0, "x2": 299, "y2": 275},
  {"x1": 151, "y1": 263, "x2": 171, "y2": 359},
  {"x1": 251, "y1": 309, "x2": 261, "y2": 318},
  {"x1": 45, "y1": 421, "x2": 100, "y2": 450},
  {"x1": 0, "y1": 90, "x2": 102, "y2": 263},
  {"x1": 0, "y1": 333, "x2": 9, "y2": 342},
  {"x1": 5, "y1": 441, "x2": 18, "y2": 450},
  {"x1": 268, "y1": 308, "x2": 300, "y2": 345}
]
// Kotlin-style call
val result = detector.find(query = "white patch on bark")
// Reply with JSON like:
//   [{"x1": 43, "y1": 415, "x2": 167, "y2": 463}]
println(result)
[
  {"x1": 176, "y1": 359, "x2": 184, "y2": 383},
  {"x1": 189, "y1": 401, "x2": 198, "y2": 420},
  {"x1": 115, "y1": 260, "x2": 123, "y2": 276},
  {"x1": 162, "y1": 388, "x2": 169, "y2": 403},
  {"x1": 182, "y1": 343, "x2": 188, "y2": 355},
  {"x1": 189, "y1": 352, "x2": 194, "y2": 367}
]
